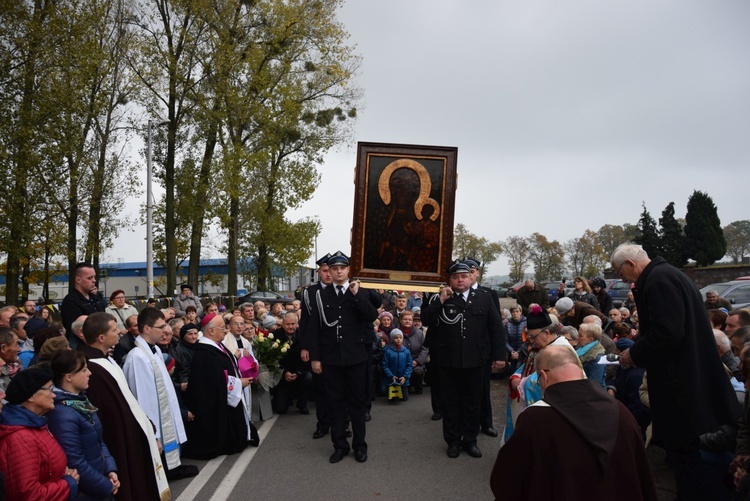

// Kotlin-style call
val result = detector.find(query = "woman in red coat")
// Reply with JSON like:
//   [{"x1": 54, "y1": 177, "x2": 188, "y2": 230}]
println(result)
[{"x1": 0, "y1": 368, "x2": 79, "y2": 500}]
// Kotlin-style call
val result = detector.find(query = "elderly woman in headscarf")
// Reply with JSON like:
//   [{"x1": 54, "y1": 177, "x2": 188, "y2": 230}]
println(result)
[{"x1": 0, "y1": 368, "x2": 80, "y2": 500}]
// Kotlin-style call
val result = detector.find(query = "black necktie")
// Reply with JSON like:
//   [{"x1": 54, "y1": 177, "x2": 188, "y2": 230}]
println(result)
[
  {"x1": 454, "y1": 293, "x2": 466, "y2": 306},
  {"x1": 337, "y1": 285, "x2": 344, "y2": 297}
]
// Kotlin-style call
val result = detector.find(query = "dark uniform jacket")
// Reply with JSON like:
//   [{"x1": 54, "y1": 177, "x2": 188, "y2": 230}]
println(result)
[
  {"x1": 421, "y1": 288, "x2": 505, "y2": 369},
  {"x1": 307, "y1": 285, "x2": 378, "y2": 367},
  {"x1": 300, "y1": 282, "x2": 325, "y2": 351},
  {"x1": 630, "y1": 257, "x2": 741, "y2": 439}
]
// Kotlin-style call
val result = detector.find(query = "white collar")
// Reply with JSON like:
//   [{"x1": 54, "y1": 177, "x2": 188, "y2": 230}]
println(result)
[{"x1": 198, "y1": 337, "x2": 224, "y2": 351}]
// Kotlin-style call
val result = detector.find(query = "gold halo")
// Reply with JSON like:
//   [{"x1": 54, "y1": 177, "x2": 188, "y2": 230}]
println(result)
[{"x1": 377, "y1": 159, "x2": 440, "y2": 221}]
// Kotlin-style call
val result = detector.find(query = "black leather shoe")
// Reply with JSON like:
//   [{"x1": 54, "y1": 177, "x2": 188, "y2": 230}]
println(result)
[
  {"x1": 355, "y1": 450, "x2": 368, "y2": 463},
  {"x1": 364, "y1": 412, "x2": 371, "y2": 422},
  {"x1": 413, "y1": 386, "x2": 423, "y2": 394},
  {"x1": 345, "y1": 429, "x2": 352, "y2": 438},
  {"x1": 313, "y1": 428, "x2": 328, "y2": 439},
  {"x1": 446, "y1": 444, "x2": 460, "y2": 458},
  {"x1": 463, "y1": 444, "x2": 482, "y2": 458},
  {"x1": 329, "y1": 449, "x2": 348, "y2": 463},
  {"x1": 431, "y1": 412, "x2": 442, "y2": 421},
  {"x1": 298, "y1": 407, "x2": 310, "y2": 415},
  {"x1": 482, "y1": 427, "x2": 498, "y2": 437},
  {"x1": 166, "y1": 464, "x2": 199, "y2": 480}
]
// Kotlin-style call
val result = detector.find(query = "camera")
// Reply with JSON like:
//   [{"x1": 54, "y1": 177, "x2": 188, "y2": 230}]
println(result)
[{"x1": 606, "y1": 354, "x2": 620, "y2": 362}]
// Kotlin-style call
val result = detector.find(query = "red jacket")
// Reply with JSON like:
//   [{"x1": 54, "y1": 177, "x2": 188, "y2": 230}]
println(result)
[{"x1": 0, "y1": 404, "x2": 76, "y2": 501}]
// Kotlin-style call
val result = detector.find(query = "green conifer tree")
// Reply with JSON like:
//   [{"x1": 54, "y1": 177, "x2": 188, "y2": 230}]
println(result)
[
  {"x1": 634, "y1": 203, "x2": 661, "y2": 258},
  {"x1": 684, "y1": 190, "x2": 726, "y2": 266},
  {"x1": 659, "y1": 202, "x2": 686, "y2": 267}
]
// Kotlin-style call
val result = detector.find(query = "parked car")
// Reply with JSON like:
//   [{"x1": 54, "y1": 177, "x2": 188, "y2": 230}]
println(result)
[
  {"x1": 506, "y1": 281, "x2": 525, "y2": 299},
  {"x1": 237, "y1": 291, "x2": 294, "y2": 306},
  {"x1": 699, "y1": 281, "x2": 750, "y2": 310},
  {"x1": 607, "y1": 280, "x2": 632, "y2": 309},
  {"x1": 493, "y1": 286, "x2": 509, "y2": 298},
  {"x1": 545, "y1": 280, "x2": 576, "y2": 306}
]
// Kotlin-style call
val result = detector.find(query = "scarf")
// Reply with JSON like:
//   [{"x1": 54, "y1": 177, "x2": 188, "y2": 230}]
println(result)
[
  {"x1": 136, "y1": 342, "x2": 180, "y2": 470},
  {"x1": 57, "y1": 390, "x2": 98, "y2": 416}
]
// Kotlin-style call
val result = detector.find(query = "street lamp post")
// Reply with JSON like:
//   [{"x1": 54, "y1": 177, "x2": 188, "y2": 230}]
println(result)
[{"x1": 146, "y1": 119, "x2": 170, "y2": 299}]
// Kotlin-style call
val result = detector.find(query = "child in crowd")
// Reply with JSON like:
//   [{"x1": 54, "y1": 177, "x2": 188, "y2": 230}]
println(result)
[{"x1": 381, "y1": 329, "x2": 412, "y2": 401}]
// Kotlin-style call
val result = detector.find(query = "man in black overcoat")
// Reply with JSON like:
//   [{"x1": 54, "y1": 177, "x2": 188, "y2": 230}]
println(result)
[
  {"x1": 614, "y1": 244, "x2": 740, "y2": 499},
  {"x1": 307, "y1": 251, "x2": 379, "y2": 464},
  {"x1": 421, "y1": 260, "x2": 506, "y2": 459}
]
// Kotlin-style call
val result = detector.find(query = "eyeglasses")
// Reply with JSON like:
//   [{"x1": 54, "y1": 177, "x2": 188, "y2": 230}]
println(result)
[
  {"x1": 151, "y1": 323, "x2": 168, "y2": 330},
  {"x1": 39, "y1": 385, "x2": 54, "y2": 393},
  {"x1": 616, "y1": 260, "x2": 629, "y2": 277},
  {"x1": 113, "y1": 296, "x2": 125, "y2": 300},
  {"x1": 526, "y1": 329, "x2": 547, "y2": 342}
]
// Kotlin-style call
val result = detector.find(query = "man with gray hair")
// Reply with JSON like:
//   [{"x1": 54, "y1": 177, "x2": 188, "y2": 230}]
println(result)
[
  {"x1": 491, "y1": 345, "x2": 658, "y2": 499},
  {"x1": 713, "y1": 329, "x2": 740, "y2": 380},
  {"x1": 515, "y1": 278, "x2": 548, "y2": 316},
  {"x1": 705, "y1": 289, "x2": 732, "y2": 311},
  {"x1": 612, "y1": 243, "x2": 739, "y2": 498}
]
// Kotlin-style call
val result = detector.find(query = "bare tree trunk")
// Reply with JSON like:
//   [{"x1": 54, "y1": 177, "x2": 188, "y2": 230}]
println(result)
[{"x1": 188, "y1": 116, "x2": 219, "y2": 289}]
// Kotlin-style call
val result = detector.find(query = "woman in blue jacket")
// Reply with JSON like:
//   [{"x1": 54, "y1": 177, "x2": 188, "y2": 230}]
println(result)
[{"x1": 47, "y1": 350, "x2": 119, "y2": 500}]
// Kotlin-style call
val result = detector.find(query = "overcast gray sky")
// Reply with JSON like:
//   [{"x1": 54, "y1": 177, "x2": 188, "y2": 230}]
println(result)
[
  {"x1": 111, "y1": 1, "x2": 750, "y2": 280},
  {"x1": 289, "y1": 0, "x2": 750, "y2": 278}
]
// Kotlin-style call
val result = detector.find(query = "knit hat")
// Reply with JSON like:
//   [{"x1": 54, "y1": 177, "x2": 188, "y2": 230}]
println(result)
[
  {"x1": 615, "y1": 338, "x2": 634, "y2": 351},
  {"x1": 390, "y1": 328, "x2": 404, "y2": 339},
  {"x1": 39, "y1": 336, "x2": 70, "y2": 361},
  {"x1": 378, "y1": 311, "x2": 393, "y2": 322},
  {"x1": 262, "y1": 315, "x2": 277, "y2": 329},
  {"x1": 23, "y1": 318, "x2": 47, "y2": 339},
  {"x1": 180, "y1": 323, "x2": 200, "y2": 337},
  {"x1": 554, "y1": 297, "x2": 574, "y2": 315},
  {"x1": 5, "y1": 368, "x2": 54, "y2": 404},
  {"x1": 526, "y1": 304, "x2": 552, "y2": 331}
]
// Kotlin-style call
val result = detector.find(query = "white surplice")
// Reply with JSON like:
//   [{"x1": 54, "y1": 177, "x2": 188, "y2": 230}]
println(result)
[{"x1": 123, "y1": 336, "x2": 187, "y2": 444}]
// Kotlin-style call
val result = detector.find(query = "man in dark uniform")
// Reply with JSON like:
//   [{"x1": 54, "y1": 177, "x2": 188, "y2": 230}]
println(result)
[
  {"x1": 307, "y1": 251, "x2": 379, "y2": 464},
  {"x1": 300, "y1": 254, "x2": 333, "y2": 439},
  {"x1": 421, "y1": 260, "x2": 506, "y2": 459},
  {"x1": 464, "y1": 257, "x2": 500, "y2": 438}
]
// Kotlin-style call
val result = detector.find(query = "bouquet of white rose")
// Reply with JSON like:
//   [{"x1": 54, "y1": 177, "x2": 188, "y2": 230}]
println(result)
[{"x1": 252, "y1": 332, "x2": 292, "y2": 390}]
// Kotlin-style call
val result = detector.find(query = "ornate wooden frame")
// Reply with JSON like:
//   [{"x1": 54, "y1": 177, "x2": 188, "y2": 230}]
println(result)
[{"x1": 349, "y1": 142, "x2": 458, "y2": 291}]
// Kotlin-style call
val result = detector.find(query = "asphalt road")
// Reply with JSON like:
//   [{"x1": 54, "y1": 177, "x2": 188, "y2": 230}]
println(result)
[{"x1": 167, "y1": 373, "x2": 679, "y2": 500}]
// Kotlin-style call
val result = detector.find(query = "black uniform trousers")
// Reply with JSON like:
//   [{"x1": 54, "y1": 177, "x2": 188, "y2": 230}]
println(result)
[
  {"x1": 312, "y1": 373, "x2": 330, "y2": 431},
  {"x1": 438, "y1": 364, "x2": 483, "y2": 446},
  {"x1": 323, "y1": 362, "x2": 368, "y2": 453},
  {"x1": 480, "y1": 360, "x2": 493, "y2": 430},
  {"x1": 427, "y1": 359, "x2": 443, "y2": 414}
]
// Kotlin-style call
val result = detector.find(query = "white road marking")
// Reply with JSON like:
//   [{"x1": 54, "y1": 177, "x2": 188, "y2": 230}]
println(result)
[
  {"x1": 209, "y1": 415, "x2": 279, "y2": 501},
  {"x1": 176, "y1": 415, "x2": 278, "y2": 501}
]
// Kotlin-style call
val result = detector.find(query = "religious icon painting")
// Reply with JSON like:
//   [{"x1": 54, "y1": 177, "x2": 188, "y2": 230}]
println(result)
[{"x1": 349, "y1": 142, "x2": 458, "y2": 291}]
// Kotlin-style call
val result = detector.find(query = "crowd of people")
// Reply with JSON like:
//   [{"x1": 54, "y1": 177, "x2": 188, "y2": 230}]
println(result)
[{"x1": 1, "y1": 244, "x2": 750, "y2": 499}]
